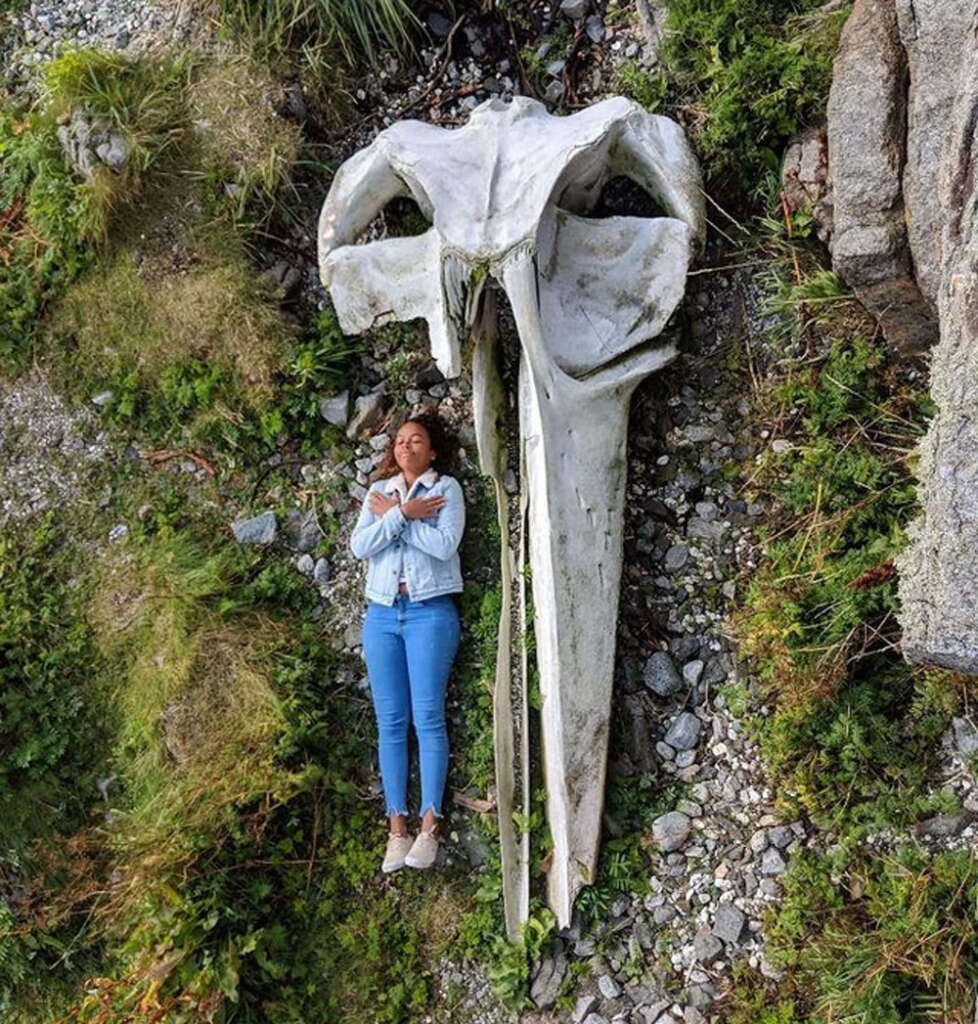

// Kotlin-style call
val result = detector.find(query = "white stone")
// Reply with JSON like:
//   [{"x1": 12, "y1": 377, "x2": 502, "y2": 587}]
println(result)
[
  {"x1": 682, "y1": 659, "x2": 704, "y2": 684},
  {"x1": 320, "y1": 390, "x2": 350, "y2": 426}
]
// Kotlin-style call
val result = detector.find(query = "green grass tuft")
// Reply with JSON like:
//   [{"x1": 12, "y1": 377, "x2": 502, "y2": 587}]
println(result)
[
  {"x1": 659, "y1": 0, "x2": 851, "y2": 198},
  {"x1": 216, "y1": 0, "x2": 423, "y2": 70}
]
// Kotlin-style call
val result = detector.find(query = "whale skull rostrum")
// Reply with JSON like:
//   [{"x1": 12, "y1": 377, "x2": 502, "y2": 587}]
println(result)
[{"x1": 319, "y1": 95, "x2": 705, "y2": 935}]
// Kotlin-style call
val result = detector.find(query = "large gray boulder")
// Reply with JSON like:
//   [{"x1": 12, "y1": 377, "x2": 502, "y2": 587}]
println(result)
[
  {"x1": 826, "y1": 0, "x2": 937, "y2": 352},
  {"x1": 826, "y1": 0, "x2": 978, "y2": 671},
  {"x1": 826, "y1": 0, "x2": 974, "y2": 352},
  {"x1": 895, "y1": 21, "x2": 978, "y2": 672},
  {"x1": 892, "y1": 0, "x2": 974, "y2": 309}
]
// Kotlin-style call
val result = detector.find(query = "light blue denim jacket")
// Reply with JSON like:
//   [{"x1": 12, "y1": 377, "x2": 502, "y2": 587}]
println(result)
[{"x1": 349, "y1": 468, "x2": 465, "y2": 606}]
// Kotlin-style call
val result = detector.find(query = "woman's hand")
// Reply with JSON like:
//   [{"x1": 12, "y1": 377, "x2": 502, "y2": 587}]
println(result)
[
  {"x1": 400, "y1": 495, "x2": 445, "y2": 519},
  {"x1": 369, "y1": 491, "x2": 400, "y2": 516}
]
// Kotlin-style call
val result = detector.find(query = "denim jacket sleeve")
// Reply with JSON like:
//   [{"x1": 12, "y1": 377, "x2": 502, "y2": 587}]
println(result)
[
  {"x1": 403, "y1": 476, "x2": 465, "y2": 561},
  {"x1": 349, "y1": 485, "x2": 408, "y2": 559}
]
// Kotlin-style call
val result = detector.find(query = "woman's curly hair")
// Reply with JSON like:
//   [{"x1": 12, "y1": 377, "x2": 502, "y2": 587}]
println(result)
[{"x1": 370, "y1": 408, "x2": 461, "y2": 482}]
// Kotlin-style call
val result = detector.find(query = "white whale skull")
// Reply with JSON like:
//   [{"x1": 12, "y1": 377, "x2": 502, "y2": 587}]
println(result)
[{"x1": 319, "y1": 95, "x2": 705, "y2": 936}]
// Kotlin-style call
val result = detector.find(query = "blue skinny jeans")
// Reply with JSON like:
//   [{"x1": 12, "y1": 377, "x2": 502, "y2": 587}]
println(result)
[{"x1": 361, "y1": 592, "x2": 461, "y2": 820}]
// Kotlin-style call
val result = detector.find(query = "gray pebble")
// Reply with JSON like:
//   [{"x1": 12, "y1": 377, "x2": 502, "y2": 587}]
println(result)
[
  {"x1": 694, "y1": 500, "x2": 717, "y2": 521},
  {"x1": 652, "y1": 903, "x2": 677, "y2": 924},
  {"x1": 559, "y1": 0, "x2": 590, "y2": 20},
  {"x1": 701, "y1": 657, "x2": 728, "y2": 686},
  {"x1": 712, "y1": 903, "x2": 745, "y2": 944},
  {"x1": 759, "y1": 847, "x2": 787, "y2": 875},
  {"x1": 573, "y1": 994, "x2": 599, "y2": 1022},
  {"x1": 597, "y1": 974, "x2": 621, "y2": 1000},
  {"x1": 952, "y1": 716, "x2": 978, "y2": 756},
  {"x1": 682, "y1": 659, "x2": 704, "y2": 685},
  {"x1": 644, "y1": 650, "x2": 682, "y2": 696},
  {"x1": 692, "y1": 925, "x2": 723, "y2": 963},
  {"x1": 664, "y1": 711, "x2": 700, "y2": 751},
  {"x1": 768, "y1": 825, "x2": 794, "y2": 849},
  {"x1": 232, "y1": 510, "x2": 277, "y2": 544},
  {"x1": 320, "y1": 391, "x2": 350, "y2": 426},
  {"x1": 652, "y1": 811, "x2": 690, "y2": 852},
  {"x1": 574, "y1": 936, "x2": 596, "y2": 957},
  {"x1": 664, "y1": 543, "x2": 689, "y2": 572}
]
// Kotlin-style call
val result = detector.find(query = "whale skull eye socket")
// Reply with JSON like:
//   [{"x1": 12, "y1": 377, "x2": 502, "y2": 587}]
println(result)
[
  {"x1": 556, "y1": 174, "x2": 671, "y2": 220},
  {"x1": 318, "y1": 95, "x2": 705, "y2": 937},
  {"x1": 374, "y1": 195, "x2": 430, "y2": 239}
]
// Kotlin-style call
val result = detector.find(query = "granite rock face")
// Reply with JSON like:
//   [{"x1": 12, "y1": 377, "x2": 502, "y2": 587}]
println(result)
[
  {"x1": 895, "y1": 10, "x2": 978, "y2": 673},
  {"x1": 826, "y1": 0, "x2": 974, "y2": 352},
  {"x1": 892, "y1": 0, "x2": 975, "y2": 309},
  {"x1": 827, "y1": 0, "x2": 978, "y2": 672},
  {"x1": 826, "y1": 0, "x2": 937, "y2": 353}
]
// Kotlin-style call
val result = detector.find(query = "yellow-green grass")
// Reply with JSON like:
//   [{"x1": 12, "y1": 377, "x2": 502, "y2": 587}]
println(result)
[{"x1": 49, "y1": 219, "x2": 295, "y2": 427}]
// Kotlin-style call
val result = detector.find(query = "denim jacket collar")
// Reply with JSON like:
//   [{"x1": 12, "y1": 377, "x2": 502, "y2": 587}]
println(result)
[
  {"x1": 351, "y1": 472, "x2": 464, "y2": 606},
  {"x1": 382, "y1": 466, "x2": 439, "y2": 500}
]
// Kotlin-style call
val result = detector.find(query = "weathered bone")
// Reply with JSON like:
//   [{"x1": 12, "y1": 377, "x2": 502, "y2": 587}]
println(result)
[
  {"x1": 471, "y1": 284, "x2": 531, "y2": 938},
  {"x1": 319, "y1": 96, "x2": 704, "y2": 934}
]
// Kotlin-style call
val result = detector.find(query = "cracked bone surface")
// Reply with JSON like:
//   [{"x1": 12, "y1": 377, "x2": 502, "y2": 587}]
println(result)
[{"x1": 319, "y1": 95, "x2": 705, "y2": 933}]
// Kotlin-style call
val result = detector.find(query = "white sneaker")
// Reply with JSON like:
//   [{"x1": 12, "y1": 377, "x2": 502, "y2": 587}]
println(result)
[
  {"x1": 405, "y1": 828, "x2": 440, "y2": 869},
  {"x1": 382, "y1": 832, "x2": 414, "y2": 873}
]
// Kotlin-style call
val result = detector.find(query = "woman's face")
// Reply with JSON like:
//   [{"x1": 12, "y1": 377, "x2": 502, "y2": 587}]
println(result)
[{"x1": 394, "y1": 421, "x2": 436, "y2": 476}]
